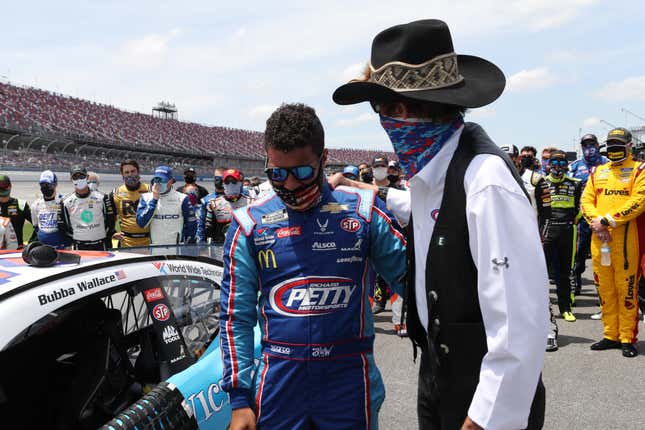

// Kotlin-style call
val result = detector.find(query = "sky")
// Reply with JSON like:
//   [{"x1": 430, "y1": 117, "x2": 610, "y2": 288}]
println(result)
[{"x1": 2, "y1": 0, "x2": 645, "y2": 154}]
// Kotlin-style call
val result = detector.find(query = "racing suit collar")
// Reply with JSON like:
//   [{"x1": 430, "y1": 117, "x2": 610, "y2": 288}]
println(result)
[{"x1": 547, "y1": 173, "x2": 565, "y2": 183}]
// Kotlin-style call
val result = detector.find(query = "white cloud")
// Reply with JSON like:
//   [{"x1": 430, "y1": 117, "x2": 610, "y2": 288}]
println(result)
[
  {"x1": 339, "y1": 63, "x2": 366, "y2": 83},
  {"x1": 594, "y1": 76, "x2": 645, "y2": 101},
  {"x1": 507, "y1": 67, "x2": 557, "y2": 92},
  {"x1": 582, "y1": 116, "x2": 601, "y2": 127},
  {"x1": 248, "y1": 104, "x2": 278, "y2": 120},
  {"x1": 119, "y1": 28, "x2": 181, "y2": 69},
  {"x1": 335, "y1": 113, "x2": 374, "y2": 127},
  {"x1": 468, "y1": 107, "x2": 497, "y2": 119}
]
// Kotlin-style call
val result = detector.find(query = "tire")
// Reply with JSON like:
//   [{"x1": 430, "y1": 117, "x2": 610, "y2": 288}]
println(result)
[{"x1": 100, "y1": 382, "x2": 198, "y2": 430}]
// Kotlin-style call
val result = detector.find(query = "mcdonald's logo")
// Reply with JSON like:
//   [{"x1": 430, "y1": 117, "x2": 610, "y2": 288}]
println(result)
[{"x1": 258, "y1": 249, "x2": 277, "y2": 269}]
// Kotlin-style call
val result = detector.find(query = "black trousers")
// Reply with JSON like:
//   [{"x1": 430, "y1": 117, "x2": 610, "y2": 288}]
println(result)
[
  {"x1": 544, "y1": 226, "x2": 576, "y2": 314},
  {"x1": 74, "y1": 240, "x2": 107, "y2": 251},
  {"x1": 417, "y1": 349, "x2": 545, "y2": 430}
]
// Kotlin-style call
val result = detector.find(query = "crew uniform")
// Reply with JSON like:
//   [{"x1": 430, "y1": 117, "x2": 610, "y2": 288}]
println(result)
[
  {"x1": 544, "y1": 170, "x2": 581, "y2": 316},
  {"x1": 0, "y1": 216, "x2": 19, "y2": 250},
  {"x1": 219, "y1": 184, "x2": 406, "y2": 429},
  {"x1": 60, "y1": 191, "x2": 115, "y2": 250},
  {"x1": 110, "y1": 182, "x2": 150, "y2": 247},
  {"x1": 203, "y1": 194, "x2": 251, "y2": 243},
  {"x1": 521, "y1": 169, "x2": 552, "y2": 234},
  {"x1": 0, "y1": 197, "x2": 34, "y2": 246},
  {"x1": 581, "y1": 157, "x2": 645, "y2": 344},
  {"x1": 136, "y1": 187, "x2": 197, "y2": 245},
  {"x1": 31, "y1": 193, "x2": 70, "y2": 248}
]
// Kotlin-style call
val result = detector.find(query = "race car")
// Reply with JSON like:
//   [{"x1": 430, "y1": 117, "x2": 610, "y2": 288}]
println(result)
[{"x1": 0, "y1": 245, "x2": 260, "y2": 430}]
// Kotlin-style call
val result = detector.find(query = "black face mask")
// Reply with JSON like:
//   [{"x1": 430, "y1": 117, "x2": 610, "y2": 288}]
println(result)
[
  {"x1": 361, "y1": 172, "x2": 373, "y2": 184},
  {"x1": 387, "y1": 174, "x2": 399, "y2": 184},
  {"x1": 184, "y1": 173, "x2": 197, "y2": 184},
  {"x1": 214, "y1": 176, "x2": 223, "y2": 190},
  {"x1": 520, "y1": 155, "x2": 535, "y2": 169},
  {"x1": 607, "y1": 145, "x2": 628, "y2": 163},
  {"x1": 40, "y1": 184, "x2": 56, "y2": 199}
]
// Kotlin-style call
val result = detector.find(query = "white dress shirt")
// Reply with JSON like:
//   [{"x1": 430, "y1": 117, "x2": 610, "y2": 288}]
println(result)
[{"x1": 386, "y1": 125, "x2": 549, "y2": 430}]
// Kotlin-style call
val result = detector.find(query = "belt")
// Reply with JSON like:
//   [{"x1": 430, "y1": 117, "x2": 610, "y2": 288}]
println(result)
[
  {"x1": 73, "y1": 239, "x2": 105, "y2": 245},
  {"x1": 122, "y1": 231, "x2": 150, "y2": 238},
  {"x1": 263, "y1": 336, "x2": 374, "y2": 361}
]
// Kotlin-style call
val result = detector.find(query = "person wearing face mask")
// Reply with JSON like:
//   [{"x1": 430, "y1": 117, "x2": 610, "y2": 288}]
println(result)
[
  {"x1": 569, "y1": 134, "x2": 609, "y2": 304},
  {"x1": 177, "y1": 167, "x2": 209, "y2": 200},
  {"x1": 543, "y1": 151, "x2": 581, "y2": 323},
  {"x1": 136, "y1": 165, "x2": 197, "y2": 245},
  {"x1": 333, "y1": 20, "x2": 547, "y2": 429},
  {"x1": 387, "y1": 160, "x2": 404, "y2": 187},
  {"x1": 87, "y1": 171, "x2": 100, "y2": 192},
  {"x1": 371, "y1": 155, "x2": 390, "y2": 186},
  {"x1": 0, "y1": 174, "x2": 35, "y2": 247},
  {"x1": 342, "y1": 165, "x2": 360, "y2": 181},
  {"x1": 110, "y1": 159, "x2": 150, "y2": 248},
  {"x1": 60, "y1": 165, "x2": 115, "y2": 250},
  {"x1": 219, "y1": 103, "x2": 406, "y2": 430},
  {"x1": 581, "y1": 127, "x2": 645, "y2": 358},
  {"x1": 203, "y1": 169, "x2": 251, "y2": 243},
  {"x1": 30, "y1": 170, "x2": 70, "y2": 249},
  {"x1": 197, "y1": 167, "x2": 226, "y2": 242}
]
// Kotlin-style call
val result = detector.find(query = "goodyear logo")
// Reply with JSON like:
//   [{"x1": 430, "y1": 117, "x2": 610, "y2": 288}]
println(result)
[{"x1": 258, "y1": 249, "x2": 277, "y2": 269}]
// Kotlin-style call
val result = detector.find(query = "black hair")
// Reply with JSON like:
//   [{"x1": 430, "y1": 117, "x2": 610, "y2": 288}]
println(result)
[
  {"x1": 264, "y1": 103, "x2": 325, "y2": 156},
  {"x1": 520, "y1": 146, "x2": 538, "y2": 156},
  {"x1": 120, "y1": 159, "x2": 140, "y2": 174}
]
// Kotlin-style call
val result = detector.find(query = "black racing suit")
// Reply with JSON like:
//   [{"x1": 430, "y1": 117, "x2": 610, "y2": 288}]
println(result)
[
  {"x1": 0, "y1": 197, "x2": 35, "y2": 246},
  {"x1": 543, "y1": 174, "x2": 581, "y2": 314}
]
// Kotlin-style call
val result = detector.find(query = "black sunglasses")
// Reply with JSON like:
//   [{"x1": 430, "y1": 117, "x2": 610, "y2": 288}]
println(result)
[{"x1": 264, "y1": 158, "x2": 321, "y2": 183}]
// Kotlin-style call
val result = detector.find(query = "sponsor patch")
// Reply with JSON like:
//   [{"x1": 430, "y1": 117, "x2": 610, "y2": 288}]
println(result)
[
  {"x1": 144, "y1": 287, "x2": 164, "y2": 302},
  {"x1": 340, "y1": 217, "x2": 361, "y2": 233},
  {"x1": 320, "y1": 203, "x2": 349, "y2": 214},
  {"x1": 336, "y1": 256, "x2": 363, "y2": 264},
  {"x1": 152, "y1": 303, "x2": 171, "y2": 322},
  {"x1": 312, "y1": 346, "x2": 333, "y2": 358},
  {"x1": 261, "y1": 209, "x2": 288, "y2": 224},
  {"x1": 276, "y1": 226, "x2": 302, "y2": 238},
  {"x1": 268, "y1": 276, "x2": 357, "y2": 316},
  {"x1": 269, "y1": 345, "x2": 292, "y2": 355},
  {"x1": 312, "y1": 241, "x2": 336, "y2": 251},
  {"x1": 162, "y1": 325, "x2": 181, "y2": 344},
  {"x1": 258, "y1": 249, "x2": 278, "y2": 269}
]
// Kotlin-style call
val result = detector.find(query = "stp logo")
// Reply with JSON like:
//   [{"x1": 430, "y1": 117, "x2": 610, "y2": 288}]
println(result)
[
  {"x1": 152, "y1": 303, "x2": 171, "y2": 321},
  {"x1": 144, "y1": 288, "x2": 164, "y2": 303},
  {"x1": 268, "y1": 276, "x2": 356, "y2": 317},
  {"x1": 340, "y1": 218, "x2": 361, "y2": 233}
]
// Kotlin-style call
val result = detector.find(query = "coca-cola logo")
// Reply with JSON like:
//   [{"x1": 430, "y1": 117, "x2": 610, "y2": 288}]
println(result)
[
  {"x1": 340, "y1": 218, "x2": 361, "y2": 233},
  {"x1": 152, "y1": 303, "x2": 170, "y2": 321},
  {"x1": 144, "y1": 288, "x2": 164, "y2": 302},
  {"x1": 268, "y1": 276, "x2": 356, "y2": 317},
  {"x1": 276, "y1": 226, "x2": 302, "y2": 238}
]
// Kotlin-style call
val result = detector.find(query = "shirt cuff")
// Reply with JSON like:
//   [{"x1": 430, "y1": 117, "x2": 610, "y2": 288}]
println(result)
[
  {"x1": 229, "y1": 387, "x2": 253, "y2": 410},
  {"x1": 385, "y1": 188, "x2": 411, "y2": 226}
]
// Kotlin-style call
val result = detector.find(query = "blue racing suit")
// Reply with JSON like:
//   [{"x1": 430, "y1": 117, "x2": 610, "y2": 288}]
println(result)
[
  {"x1": 569, "y1": 155, "x2": 609, "y2": 289},
  {"x1": 219, "y1": 184, "x2": 406, "y2": 429}
]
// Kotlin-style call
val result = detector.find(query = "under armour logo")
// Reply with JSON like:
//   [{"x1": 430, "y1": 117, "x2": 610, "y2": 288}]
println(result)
[{"x1": 492, "y1": 257, "x2": 509, "y2": 269}]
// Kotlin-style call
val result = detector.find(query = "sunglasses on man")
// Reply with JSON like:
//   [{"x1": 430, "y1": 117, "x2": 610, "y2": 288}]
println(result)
[
  {"x1": 264, "y1": 158, "x2": 321, "y2": 183},
  {"x1": 549, "y1": 160, "x2": 567, "y2": 167},
  {"x1": 71, "y1": 173, "x2": 87, "y2": 181}
]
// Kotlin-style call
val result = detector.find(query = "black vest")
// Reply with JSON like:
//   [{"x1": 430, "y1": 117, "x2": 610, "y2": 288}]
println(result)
[{"x1": 405, "y1": 123, "x2": 544, "y2": 428}]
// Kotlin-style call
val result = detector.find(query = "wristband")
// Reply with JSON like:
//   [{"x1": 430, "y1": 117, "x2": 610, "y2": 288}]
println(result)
[{"x1": 600, "y1": 217, "x2": 610, "y2": 227}]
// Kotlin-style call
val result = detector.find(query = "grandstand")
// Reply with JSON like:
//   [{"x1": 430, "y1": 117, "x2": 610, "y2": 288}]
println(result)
[{"x1": 0, "y1": 81, "x2": 394, "y2": 176}]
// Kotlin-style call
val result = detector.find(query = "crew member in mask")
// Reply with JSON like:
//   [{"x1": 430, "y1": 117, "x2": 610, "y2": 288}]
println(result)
[
  {"x1": 387, "y1": 160, "x2": 404, "y2": 187},
  {"x1": 569, "y1": 134, "x2": 609, "y2": 302},
  {"x1": 136, "y1": 165, "x2": 197, "y2": 245},
  {"x1": 177, "y1": 167, "x2": 209, "y2": 200},
  {"x1": 359, "y1": 165, "x2": 374, "y2": 184},
  {"x1": 197, "y1": 167, "x2": 226, "y2": 242},
  {"x1": 203, "y1": 168, "x2": 251, "y2": 243},
  {"x1": 110, "y1": 159, "x2": 150, "y2": 248},
  {"x1": 581, "y1": 127, "x2": 645, "y2": 358},
  {"x1": 342, "y1": 165, "x2": 360, "y2": 181},
  {"x1": 520, "y1": 146, "x2": 539, "y2": 172},
  {"x1": 544, "y1": 151, "x2": 581, "y2": 323},
  {"x1": 219, "y1": 103, "x2": 406, "y2": 430},
  {"x1": 372, "y1": 155, "x2": 390, "y2": 186},
  {"x1": 60, "y1": 165, "x2": 115, "y2": 250},
  {"x1": 31, "y1": 170, "x2": 70, "y2": 249},
  {"x1": 87, "y1": 171, "x2": 100, "y2": 192},
  {"x1": 0, "y1": 174, "x2": 35, "y2": 247}
]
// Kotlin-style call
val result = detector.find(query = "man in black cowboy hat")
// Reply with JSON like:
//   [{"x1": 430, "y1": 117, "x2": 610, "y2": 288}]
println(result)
[{"x1": 334, "y1": 19, "x2": 547, "y2": 430}]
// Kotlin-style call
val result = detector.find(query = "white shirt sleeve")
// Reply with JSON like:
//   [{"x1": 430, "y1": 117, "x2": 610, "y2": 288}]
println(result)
[
  {"x1": 385, "y1": 187, "x2": 411, "y2": 226},
  {"x1": 465, "y1": 159, "x2": 549, "y2": 429}
]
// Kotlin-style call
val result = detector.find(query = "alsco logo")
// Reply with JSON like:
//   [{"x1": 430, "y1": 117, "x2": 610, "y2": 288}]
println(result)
[
  {"x1": 258, "y1": 249, "x2": 277, "y2": 269},
  {"x1": 268, "y1": 276, "x2": 356, "y2": 317}
]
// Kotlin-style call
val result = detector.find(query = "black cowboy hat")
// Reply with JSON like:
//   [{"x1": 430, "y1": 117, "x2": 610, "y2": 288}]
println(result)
[{"x1": 333, "y1": 19, "x2": 505, "y2": 108}]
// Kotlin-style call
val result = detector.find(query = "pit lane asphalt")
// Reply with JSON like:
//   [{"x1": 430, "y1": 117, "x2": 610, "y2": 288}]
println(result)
[{"x1": 374, "y1": 267, "x2": 645, "y2": 430}]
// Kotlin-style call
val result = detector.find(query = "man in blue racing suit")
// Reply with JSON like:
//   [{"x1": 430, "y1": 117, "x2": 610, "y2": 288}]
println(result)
[
  {"x1": 569, "y1": 134, "x2": 609, "y2": 296},
  {"x1": 220, "y1": 104, "x2": 406, "y2": 430}
]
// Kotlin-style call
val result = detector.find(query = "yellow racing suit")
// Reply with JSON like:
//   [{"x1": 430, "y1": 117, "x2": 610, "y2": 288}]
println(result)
[
  {"x1": 110, "y1": 183, "x2": 150, "y2": 247},
  {"x1": 581, "y1": 158, "x2": 645, "y2": 343}
]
